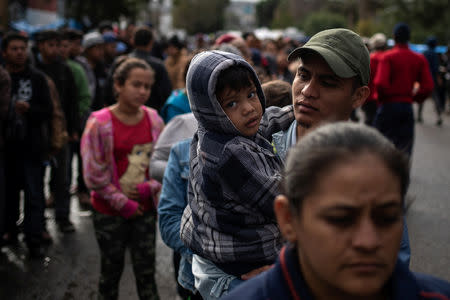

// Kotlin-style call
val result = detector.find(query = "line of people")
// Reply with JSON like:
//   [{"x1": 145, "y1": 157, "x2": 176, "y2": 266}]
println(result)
[{"x1": 0, "y1": 21, "x2": 449, "y2": 300}]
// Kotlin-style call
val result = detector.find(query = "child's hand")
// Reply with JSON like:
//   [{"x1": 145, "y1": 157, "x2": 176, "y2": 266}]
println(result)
[
  {"x1": 129, "y1": 205, "x2": 144, "y2": 218},
  {"x1": 241, "y1": 265, "x2": 273, "y2": 280},
  {"x1": 122, "y1": 184, "x2": 140, "y2": 200}
]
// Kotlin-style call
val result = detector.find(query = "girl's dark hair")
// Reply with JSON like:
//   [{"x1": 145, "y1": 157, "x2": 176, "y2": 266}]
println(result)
[
  {"x1": 113, "y1": 57, "x2": 154, "y2": 86},
  {"x1": 215, "y1": 65, "x2": 254, "y2": 97},
  {"x1": 282, "y1": 122, "x2": 410, "y2": 214}
]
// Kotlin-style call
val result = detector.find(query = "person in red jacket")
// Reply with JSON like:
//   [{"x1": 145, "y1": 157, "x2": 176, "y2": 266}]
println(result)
[
  {"x1": 363, "y1": 33, "x2": 386, "y2": 126},
  {"x1": 373, "y1": 23, "x2": 433, "y2": 157}
]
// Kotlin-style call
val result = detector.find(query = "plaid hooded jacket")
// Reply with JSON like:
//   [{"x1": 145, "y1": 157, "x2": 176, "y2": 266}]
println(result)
[{"x1": 180, "y1": 50, "x2": 294, "y2": 276}]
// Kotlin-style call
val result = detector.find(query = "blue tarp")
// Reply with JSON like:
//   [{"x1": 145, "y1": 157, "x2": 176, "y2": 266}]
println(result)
[
  {"x1": 10, "y1": 18, "x2": 67, "y2": 35},
  {"x1": 387, "y1": 39, "x2": 447, "y2": 54}
]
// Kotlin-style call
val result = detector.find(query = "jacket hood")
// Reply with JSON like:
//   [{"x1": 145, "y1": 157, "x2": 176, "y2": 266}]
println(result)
[{"x1": 186, "y1": 50, "x2": 266, "y2": 136}]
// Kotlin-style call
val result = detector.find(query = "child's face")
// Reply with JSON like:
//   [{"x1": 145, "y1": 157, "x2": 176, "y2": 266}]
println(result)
[
  {"x1": 115, "y1": 67, "x2": 153, "y2": 109},
  {"x1": 217, "y1": 83, "x2": 263, "y2": 137}
]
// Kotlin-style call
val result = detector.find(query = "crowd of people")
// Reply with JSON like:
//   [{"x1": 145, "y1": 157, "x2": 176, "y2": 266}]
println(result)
[{"x1": 0, "y1": 20, "x2": 450, "y2": 300}]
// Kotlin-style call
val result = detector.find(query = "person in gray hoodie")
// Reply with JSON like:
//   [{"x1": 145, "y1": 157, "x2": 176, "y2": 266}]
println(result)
[{"x1": 180, "y1": 50, "x2": 294, "y2": 299}]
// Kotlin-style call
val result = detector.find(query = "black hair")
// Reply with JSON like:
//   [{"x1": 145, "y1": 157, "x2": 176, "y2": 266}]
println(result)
[
  {"x1": 133, "y1": 26, "x2": 153, "y2": 47},
  {"x1": 1, "y1": 32, "x2": 28, "y2": 51},
  {"x1": 61, "y1": 29, "x2": 83, "y2": 41},
  {"x1": 168, "y1": 35, "x2": 184, "y2": 50},
  {"x1": 215, "y1": 65, "x2": 254, "y2": 98},
  {"x1": 393, "y1": 23, "x2": 410, "y2": 44},
  {"x1": 98, "y1": 21, "x2": 113, "y2": 33},
  {"x1": 35, "y1": 30, "x2": 61, "y2": 43},
  {"x1": 282, "y1": 122, "x2": 410, "y2": 215}
]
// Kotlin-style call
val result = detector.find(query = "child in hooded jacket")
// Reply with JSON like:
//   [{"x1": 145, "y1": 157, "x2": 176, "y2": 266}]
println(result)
[{"x1": 180, "y1": 50, "x2": 294, "y2": 299}]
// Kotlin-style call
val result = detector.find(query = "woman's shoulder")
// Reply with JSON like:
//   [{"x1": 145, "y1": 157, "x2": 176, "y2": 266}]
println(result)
[{"x1": 413, "y1": 272, "x2": 450, "y2": 299}]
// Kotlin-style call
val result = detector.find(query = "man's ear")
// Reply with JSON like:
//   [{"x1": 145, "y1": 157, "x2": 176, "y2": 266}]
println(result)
[
  {"x1": 352, "y1": 86, "x2": 370, "y2": 109},
  {"x1": 274, "y1": 195, "x2": 297, "y2": 243}
]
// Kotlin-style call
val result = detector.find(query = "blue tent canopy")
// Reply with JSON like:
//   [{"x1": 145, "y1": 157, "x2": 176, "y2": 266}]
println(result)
[{"x1": 10, "y1": 18, "x2": 67, "y2": 35}]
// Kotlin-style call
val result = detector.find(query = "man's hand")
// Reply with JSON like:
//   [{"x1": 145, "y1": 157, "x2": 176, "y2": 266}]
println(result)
[
  {"x1": 241, "y1": 265, "x2": 272, "y2": 280},
  {"x1": 15, "y1": 101, "x2": 30, "y2": 114}
]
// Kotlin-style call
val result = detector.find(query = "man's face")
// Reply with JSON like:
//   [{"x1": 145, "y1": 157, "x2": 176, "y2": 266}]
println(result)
[
  {"x1": 38, "y1": 39, "x2": 61, "y2": 62},
  {"x1": 2, "y1": 39, "x2": 27, "y2": 67},
  {"x1": 85, "y1": 44, "x2": 104, "y2": 63},
  {"x1": 217, "y1": 83, "x2": 263, "y2": 137},
  {"x1": 166, "y1": 45, "x2": 180, "y2": 57},
  {"x1": 292, "y1": 52, "x2": 362, "y2": 131},
  {"x1": 60, "y1": 39, "x2": 71, "y2": 60},
  {"x1": 104, "y1": 42, "x2": 117, "y2": 59},
  {"x1": 70, "y1": 38, "x2": 82, "y2": 57}
]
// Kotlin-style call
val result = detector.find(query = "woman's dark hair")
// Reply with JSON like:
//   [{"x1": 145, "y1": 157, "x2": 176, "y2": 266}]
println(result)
[
  {"x1": 282, "y1": 122, "x2": 410, "y2": 214},
  {"x1": 113, "y1": 57, "x2": 154, "y2": 86},
  {"x1": 215, "y1": 65, "x2": 254, "y2": 97}
]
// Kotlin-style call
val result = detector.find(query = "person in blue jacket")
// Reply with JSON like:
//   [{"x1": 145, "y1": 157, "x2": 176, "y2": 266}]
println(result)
[
  {"x1": 223, "y1": 122, "x2": 450, "y2": 300},
  {"x1": 158, "y1": 138, "x2": 202, "y2": 299}
]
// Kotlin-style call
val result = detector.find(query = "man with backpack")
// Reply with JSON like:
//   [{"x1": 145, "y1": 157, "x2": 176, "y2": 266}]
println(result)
[{"x1": 1, "y1": 32, "x2": 53, "y2": 257}]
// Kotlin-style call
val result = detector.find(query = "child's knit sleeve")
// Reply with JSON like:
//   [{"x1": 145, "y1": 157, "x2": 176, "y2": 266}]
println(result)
[
  {"x1": 80, "y1": 114, "x2": 130, "y2": 215},
  {"x1": 258, "y1": 105, "x2": 294, "y2": 140}
]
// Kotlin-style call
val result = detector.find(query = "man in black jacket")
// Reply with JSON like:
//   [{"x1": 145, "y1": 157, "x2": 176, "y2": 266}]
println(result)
[
  {"x1": 2, "y1": 32, "x2": 53, "y2": 257},
  {"x1": 34, "y1": 29, "x2": 78, "y2": 233},
  {"x1": 128, "y1": 26, "x2": 172, "y2": 111}
]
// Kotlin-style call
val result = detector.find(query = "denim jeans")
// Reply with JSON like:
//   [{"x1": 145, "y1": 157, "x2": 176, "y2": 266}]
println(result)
[{"x1": 192, "y1": 255, "x2": 244, "y2": 300}]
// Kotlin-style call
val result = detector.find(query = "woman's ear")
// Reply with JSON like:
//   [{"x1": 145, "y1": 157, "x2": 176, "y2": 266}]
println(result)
[
  {"x1": 352, "y1": 85, "x2": 370, "y2": 109},
  {"x1": 274, "y1": 195, "x2": 298, "y2": 243}
]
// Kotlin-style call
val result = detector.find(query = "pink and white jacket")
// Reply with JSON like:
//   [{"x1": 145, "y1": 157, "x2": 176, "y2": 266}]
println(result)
[{"x1": 81, "y1": 106, "x2": 164, "y2": 218}]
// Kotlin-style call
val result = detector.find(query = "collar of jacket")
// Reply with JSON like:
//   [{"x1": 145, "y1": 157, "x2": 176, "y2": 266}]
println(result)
[{"x1": 271, "y1": 244, "x2": 421, "y2": 300}]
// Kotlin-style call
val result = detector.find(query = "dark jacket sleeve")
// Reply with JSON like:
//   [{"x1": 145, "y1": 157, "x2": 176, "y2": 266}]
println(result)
[
  {"x1": 148, "y1": 61, "x2": 172, "y2": 112},
  {"x1": 217, "y1": 143, "x2": 280, "y2": 220},
  {"x1": 259, "y1": 105, "x2": 294, "y2": 141},
  {"x1": 0, "y1": 67, "x2": 11, "y2": 121},
  {"x1": 64, "y1": 64, "x2": 80, "y2": 135},
  {"x1": 0, "y1": 67, "x2": 11, "y2": 151},
  {"x1": 28, "y1": 71, "x2": 53, "y2": 123}
]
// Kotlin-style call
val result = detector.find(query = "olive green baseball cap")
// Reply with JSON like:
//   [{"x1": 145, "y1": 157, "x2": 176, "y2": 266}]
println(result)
[{"x1": 288, "y1": 28, "x2": 370, "y2": 86}]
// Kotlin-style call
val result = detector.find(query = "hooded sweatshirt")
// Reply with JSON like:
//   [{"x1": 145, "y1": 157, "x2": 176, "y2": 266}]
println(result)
[{"x1": 180, "y1": 50, "x2": 294, "y2": 276}]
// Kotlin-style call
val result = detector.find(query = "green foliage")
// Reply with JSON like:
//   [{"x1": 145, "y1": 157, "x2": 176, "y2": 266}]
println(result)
[
  {"x1": 302, "y1": 11, "x2": 347, "y2": 36},
  {"x1": 271, "y1": 0, "x2": 298, "y2": 28},
  {"x1": 65, "y1": 0, "x2": 147, "y2": 25},
  {"x1": 355, "y1": 19, "x2": 385, "y2": 37},
  {"x1": 256, "y1": 0, "x2": 280, "y2": 27},
  {"x1": 172, "y1": 0, "x2": 230, "y2": 34},
  {"x1": 377, "y1": 0, "x2": 450, "y2": 43}
]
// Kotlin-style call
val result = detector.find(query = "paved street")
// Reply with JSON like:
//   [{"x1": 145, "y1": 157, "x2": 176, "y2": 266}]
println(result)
[{"x1": 1, "y1": 101, "x2": 449, "y2": 299}]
